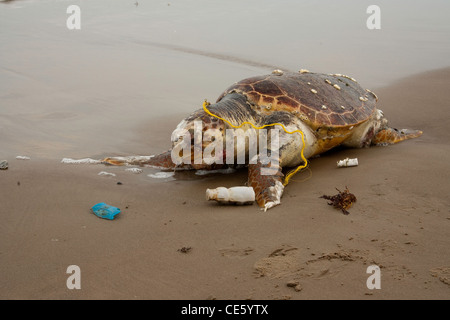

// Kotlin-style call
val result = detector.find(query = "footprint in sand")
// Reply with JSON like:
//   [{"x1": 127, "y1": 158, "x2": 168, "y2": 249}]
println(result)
[
  {"x1": 301, "y1": 249, "x2": 370, "y2": 280},
  {"x1": 253, "y1": 245, "x2": 300, "y2": 279},
  {"x1": 253, "y1": 246, "x2": 376, "y2": 281}
]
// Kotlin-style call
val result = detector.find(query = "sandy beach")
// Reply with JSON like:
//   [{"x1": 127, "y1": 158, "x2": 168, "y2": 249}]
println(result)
[{"x1": 1, "y1": 0, "x2": 449, "y2": 300}]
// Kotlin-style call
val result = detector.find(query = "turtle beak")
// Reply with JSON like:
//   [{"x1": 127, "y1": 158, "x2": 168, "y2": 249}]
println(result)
[
  {"x1": 373, "y1": 127, "x2": 423, "y2": 145},
  {"x1": 398, "y1": 128, "x2": 423, "y2": 137}
]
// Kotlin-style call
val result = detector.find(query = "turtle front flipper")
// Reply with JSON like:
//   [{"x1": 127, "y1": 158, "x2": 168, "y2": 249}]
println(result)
[
  {"x1": 102, "y1": 150, "x2": 187, "y2": 170},
  {"x1": 248, "y1": 156, "x2": 284, "y2": 211},
  {"x1": 372, "y1": 128, "x2": 423, "y2": 146}
]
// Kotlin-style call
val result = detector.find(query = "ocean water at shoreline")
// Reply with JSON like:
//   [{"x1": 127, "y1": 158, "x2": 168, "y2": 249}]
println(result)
[{"x1": 1, "y1": 0, "x2": 449, "y2": 159}]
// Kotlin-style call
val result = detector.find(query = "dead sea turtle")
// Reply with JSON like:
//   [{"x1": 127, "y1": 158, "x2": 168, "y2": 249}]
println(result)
[{"x1": 102, "y1": 70, "x2": 422, "y2": 210}]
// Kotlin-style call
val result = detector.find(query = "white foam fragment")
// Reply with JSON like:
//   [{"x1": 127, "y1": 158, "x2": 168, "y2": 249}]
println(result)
[
  {"x1": 98, "y1": 171, "x2": 116, "y2": 177},
  {"x1": 195, "y1": 167, "x2": 236, "y2": 176},
  {"x1": 147, "y1": 172, "x2": 175, "y2": 179},
  {"x1": 16, "y1": 156, "x2": 31, "y2": 160},
  {"x1": 125, "y1": 168, "x2": 143, "y2": 174},
  {"x1": 337, "y1": 158, "x2": 358, "y2": 167},
  {"x1": 61, "y1": 158, "x2": 101, "y2": 164}
]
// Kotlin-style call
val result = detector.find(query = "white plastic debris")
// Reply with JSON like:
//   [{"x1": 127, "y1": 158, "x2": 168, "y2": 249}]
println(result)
[
  {"x1": 125, "y1": 168, "x2": 143, "y2": 174},
  {"x1": 98, "y1": 171, "x2": 116, "y2": 177},
  {"x1": 337, "y1": 158, "x2": 359, "y2": 168},
  {"x1": 206, "y1": 186, "x2": 255, "y2": 205},
  {"x1": 148, "y1": 172, "x2": 175, "y2": 179},
  {"x1": 16, "y1": 156, "x2": 30, "y2": 160},
  {"x1": 61, "y1": 158, "x2": 101, "y2": 164}
]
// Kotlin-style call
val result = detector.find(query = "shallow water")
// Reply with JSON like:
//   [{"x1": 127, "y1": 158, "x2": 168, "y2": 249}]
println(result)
[{"x1": 1, "y1": 0, "x2": 449, "y2": 159}]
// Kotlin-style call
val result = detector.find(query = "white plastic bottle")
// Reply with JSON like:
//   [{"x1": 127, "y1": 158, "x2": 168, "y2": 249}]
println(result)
[{"x1": 206, "y1": 187, "x2": 255, "y2": 205}]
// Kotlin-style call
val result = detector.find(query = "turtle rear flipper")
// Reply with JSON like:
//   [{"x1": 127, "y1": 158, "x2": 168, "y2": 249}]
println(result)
[
  {"x1": 372, "y1": 128, "x2": 423, "y2": 146},
  {"x1": 248, "y1": 156, "x2": 284, "y2": 211}
]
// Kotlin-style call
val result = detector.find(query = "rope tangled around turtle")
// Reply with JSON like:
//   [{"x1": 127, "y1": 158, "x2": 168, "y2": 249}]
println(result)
[{"x1": 202, "y1": 99, "x2": 308, "y2": 186}]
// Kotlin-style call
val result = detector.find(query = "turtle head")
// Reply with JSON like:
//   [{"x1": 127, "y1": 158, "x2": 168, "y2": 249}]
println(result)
[{"x1": 170, "y1": 111, "x2": 226, "y2": 169}]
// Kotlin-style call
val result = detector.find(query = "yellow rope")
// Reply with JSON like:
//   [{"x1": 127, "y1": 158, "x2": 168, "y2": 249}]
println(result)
[{"x1": 202, "y1": 99, "x2": 308, "y2": 186}]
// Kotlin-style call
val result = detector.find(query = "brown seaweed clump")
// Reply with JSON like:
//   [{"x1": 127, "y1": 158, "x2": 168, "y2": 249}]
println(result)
[{"x1": 320, "y1": 187, "x2": 356, "y2": 215}]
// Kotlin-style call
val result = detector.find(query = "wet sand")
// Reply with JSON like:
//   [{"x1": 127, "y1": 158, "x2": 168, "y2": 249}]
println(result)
[
  {"x1": 1, "y1": 1, "x2": 450, "y2": 300},
  {"x1": 1, "y1": 68, "x2": 449, "y2": 300}
]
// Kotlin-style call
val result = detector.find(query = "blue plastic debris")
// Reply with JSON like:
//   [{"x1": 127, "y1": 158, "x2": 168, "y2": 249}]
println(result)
[{"x1": 91, "y1": 202, "x2": 121, "y2": 220}]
